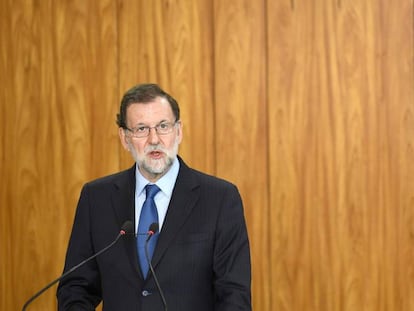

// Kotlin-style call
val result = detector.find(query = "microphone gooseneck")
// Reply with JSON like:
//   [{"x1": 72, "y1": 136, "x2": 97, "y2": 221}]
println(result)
[
  {"x1": 145, "y1": 222, "x2": 168, "y2": 311},
  {"x1": 22, "y1": 221, "x2": 133, "y2": 311}
]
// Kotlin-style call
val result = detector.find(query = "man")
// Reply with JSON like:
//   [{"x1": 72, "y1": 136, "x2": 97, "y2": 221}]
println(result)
[{"x1": 57, "y1": 84, "x2": 251, "y2": 311}]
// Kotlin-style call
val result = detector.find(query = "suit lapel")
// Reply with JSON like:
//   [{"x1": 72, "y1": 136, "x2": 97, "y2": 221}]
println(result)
[
  {"x1": 152, "y1": 159, "x2": 200, "y2": 268},
  {"x1": 111, "y1": 165, "x2": 142, "y2": 277},
  {"x1": 110, "y1": 160, "x2": 201, "y2": 280}
]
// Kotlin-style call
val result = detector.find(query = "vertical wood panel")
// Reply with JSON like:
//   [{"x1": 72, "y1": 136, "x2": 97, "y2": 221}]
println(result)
[
  {"x1": 267, "y1": 0, "x2": 414, "y2": 311},
  {"x1": 213, "y1": 1, "x2": 269, "y2": 310},
  {"x1": 267, "y1": 2, "x2": 319, "y2": 310},
  {"x1": 0, "y1": 1, "x2": 119, "y2": 310},
  {"x1": 377, "y1": 1, "x2": 414, "y2": 310},
  {"x1": 117, "y1": 0, "x2": 215, "y2": 173}
]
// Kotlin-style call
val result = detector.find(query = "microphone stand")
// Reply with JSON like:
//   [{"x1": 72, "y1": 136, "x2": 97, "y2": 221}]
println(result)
[
  {"x1": 22, "y1": 227, "x2": 129, "y2": 311},
  {"x1": 145, "y1": 227, "x2": 168, "y2": 311}
]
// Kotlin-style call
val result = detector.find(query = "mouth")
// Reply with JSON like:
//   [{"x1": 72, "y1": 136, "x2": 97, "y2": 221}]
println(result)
[{"x1": 148, "y1": 150, "x2": 164, "y2": 159}]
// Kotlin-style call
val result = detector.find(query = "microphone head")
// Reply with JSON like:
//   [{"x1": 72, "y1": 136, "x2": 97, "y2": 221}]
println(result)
[
  {"x1": 120, "y1": 220, "x2": 134, "y2": 235},
  {"x1": 148, "y1": 222, "x2": 159, "y2": 235}
]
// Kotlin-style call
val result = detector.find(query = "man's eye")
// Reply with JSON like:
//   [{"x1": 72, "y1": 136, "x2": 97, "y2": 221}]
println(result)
[
  {"x1": 159, "y1": 123, "x2": 169, "y2": 129},
  {"x1": 136, "y1": 127, "x2": 147, "y2": 132}
]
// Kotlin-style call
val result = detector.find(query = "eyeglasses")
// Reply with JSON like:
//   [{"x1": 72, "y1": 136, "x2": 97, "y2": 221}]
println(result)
[{"x1": 125, "y1": 121, "x2": 178, "y2": 138}]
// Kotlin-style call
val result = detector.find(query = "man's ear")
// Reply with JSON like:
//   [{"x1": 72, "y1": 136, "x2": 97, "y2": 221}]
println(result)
[
  {"x1": 118, "y1": 128, "x2": 129, "y2": 151},
  {"x1": 176, "y1": 121, "x2": 183, "y2": 144}
]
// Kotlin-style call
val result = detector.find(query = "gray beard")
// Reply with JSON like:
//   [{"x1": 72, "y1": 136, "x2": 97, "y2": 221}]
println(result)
[
  {"x1": 140, "y1": 156, "x2": 174, "y2": 177},
  {"x1": 128, "y1": 140, "x2": 179, "y2": 179}
]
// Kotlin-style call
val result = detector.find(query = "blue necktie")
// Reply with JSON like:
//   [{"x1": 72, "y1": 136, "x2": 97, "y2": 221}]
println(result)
[{"x1": 137, "y1": 184, "x2": 160, "y2": 278}]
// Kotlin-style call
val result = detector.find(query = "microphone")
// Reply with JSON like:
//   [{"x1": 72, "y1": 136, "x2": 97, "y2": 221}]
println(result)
[
  {"x1": 145, "y1": 222, "x2": 168, "y2": 311},
  {"x1": 146, "y1": 222, "x2": 159, "y2": 241},
  {"x1": 22, "y1": 220, "x2": 134, "y2": 311}
]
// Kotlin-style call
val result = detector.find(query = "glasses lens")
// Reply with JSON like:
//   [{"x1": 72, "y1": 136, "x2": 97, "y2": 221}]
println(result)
[
  {"x1": 127, "y1": 122, "x2": 176, "y2": 138},
  {"x1": 158, "y1": 123, "x2": 173, "y2": 134}
]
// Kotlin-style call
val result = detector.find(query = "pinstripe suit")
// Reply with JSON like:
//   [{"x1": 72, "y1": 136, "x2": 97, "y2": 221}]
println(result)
[{"x1": 57, "y1": 157, "x2": 251, "y2": 311}]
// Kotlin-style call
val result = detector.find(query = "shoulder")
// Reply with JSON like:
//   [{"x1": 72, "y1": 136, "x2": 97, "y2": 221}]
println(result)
[
  {"x1": 192, "y1": 167, "x2": 236, "y2": 188},
  {"x1": 178, "y1": 157, "x2": 239, "y2": 192},
  {"x1": 83, "y1": 165, "x2": 135, "y2": 189}
]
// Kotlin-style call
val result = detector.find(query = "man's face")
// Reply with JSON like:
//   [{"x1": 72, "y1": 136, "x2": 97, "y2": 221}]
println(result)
[{"x1": 118, "y1": 96, "x2": 182, "y2": 182}]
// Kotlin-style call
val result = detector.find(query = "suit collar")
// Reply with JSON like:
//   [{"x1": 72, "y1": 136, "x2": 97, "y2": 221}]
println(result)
[
  {"x1": 112, "y1": 164, "x2": 136, "y2": 224},
  {"x1": 111, "y1": 165, "x2": 142, "y2": 277},
  {"x1": 151, "y1": 157, "x2": 200, "y2": 270},
  {"x1": 111, "y1": 158, "x2": 201, "y2": 281}
]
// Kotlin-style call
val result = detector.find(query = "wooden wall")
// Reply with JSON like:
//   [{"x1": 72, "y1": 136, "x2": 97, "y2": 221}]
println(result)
[{"x1": 1, "y1": 0, "x2": 413, "y2": 310}]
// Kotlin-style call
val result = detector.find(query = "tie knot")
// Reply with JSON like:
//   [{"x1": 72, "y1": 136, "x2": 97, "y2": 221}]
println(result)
[{"x1": 145, "y1": 184, "x2": 160, "y2": 199}]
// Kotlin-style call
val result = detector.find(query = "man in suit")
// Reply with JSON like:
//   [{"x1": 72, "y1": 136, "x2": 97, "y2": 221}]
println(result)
[{"x1": 57, "y1": 84, "x2": 251, "y2": 311}]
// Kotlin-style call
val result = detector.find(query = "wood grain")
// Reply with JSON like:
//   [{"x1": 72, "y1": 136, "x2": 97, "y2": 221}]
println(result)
[
  {"x1": 0, "y1": 0, "x2": 118, "y2": 309},
  {"x1": 117, "y1": 0, "x2": 215, "y2": 173},
  {"x1": 267, "y1": 0, "x2": 414, "y2": 310},
  {"x1": 213, "y1": 0, "x2": 270, "y2": 309}
]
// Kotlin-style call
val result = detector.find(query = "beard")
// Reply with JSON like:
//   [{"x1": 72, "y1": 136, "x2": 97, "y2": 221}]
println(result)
[{"x1": 128, "y1": 138, "x2": 179, "y2": 179}]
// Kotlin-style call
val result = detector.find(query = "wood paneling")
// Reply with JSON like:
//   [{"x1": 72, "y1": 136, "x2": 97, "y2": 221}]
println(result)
[
  {"x1": 1, "y1": 0, "x2": 413, "y2": 310},
  {"x1": 117, "y1": 0, "x2": 215, "y2": 173},
  {"x1": 267, "y1": 1, "x2": 414, "y2": 310},
  {"x1": 0, "y1": 0, "x2": 119, "y2": 309},
  {"x1": 213, "y1": 0, "x2": 270, "y2": 309}
]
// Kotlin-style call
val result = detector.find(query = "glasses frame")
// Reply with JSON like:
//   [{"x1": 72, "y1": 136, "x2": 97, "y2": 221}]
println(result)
[{"x1": 124, "y1": 120, "x2": 179, "y2": 138}]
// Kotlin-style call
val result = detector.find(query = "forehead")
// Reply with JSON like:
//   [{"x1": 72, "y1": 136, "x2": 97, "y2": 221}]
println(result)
[{"x1": 126, "y1": 97, "x2": 174, "y2": 125}]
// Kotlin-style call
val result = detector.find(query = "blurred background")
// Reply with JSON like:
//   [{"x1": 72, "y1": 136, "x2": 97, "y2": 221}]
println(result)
[{"x1": 1, "y1": 0, "x2": 413, "y2": 310}]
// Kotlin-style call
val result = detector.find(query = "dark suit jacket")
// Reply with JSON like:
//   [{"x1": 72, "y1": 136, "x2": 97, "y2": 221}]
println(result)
[{"x1": 57, "y1": 157, "x2": 251, "y2": 311}]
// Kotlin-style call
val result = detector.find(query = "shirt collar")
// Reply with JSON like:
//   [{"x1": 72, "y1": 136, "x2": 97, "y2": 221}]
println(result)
[{"x1": 135, "y1": 156, "x2": 180, "y2": 197}]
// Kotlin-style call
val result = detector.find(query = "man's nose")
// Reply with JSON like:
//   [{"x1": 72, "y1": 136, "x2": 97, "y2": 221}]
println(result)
[{"x1": 147, "y1": 127, "x2": 160, "y2": 144}]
